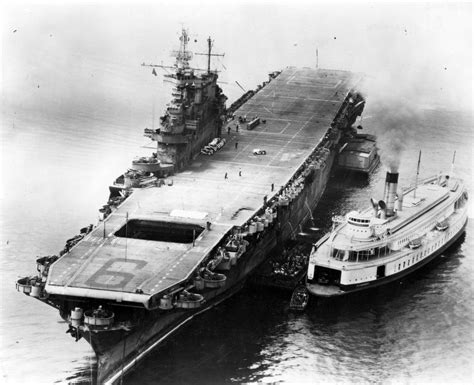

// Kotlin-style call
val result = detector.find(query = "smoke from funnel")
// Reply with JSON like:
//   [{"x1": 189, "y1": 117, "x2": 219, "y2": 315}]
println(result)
[{"x1": 359, "y1": 77, "x2": 423, "y2": 173}]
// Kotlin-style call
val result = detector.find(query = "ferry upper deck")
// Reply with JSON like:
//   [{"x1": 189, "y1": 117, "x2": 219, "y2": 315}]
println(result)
[
  {"x1": 329, "y1": 176, "x2": 462, "y2": 251},
  {"x1": 45, "y1": 67, "x2": 362, "y2": 306}
]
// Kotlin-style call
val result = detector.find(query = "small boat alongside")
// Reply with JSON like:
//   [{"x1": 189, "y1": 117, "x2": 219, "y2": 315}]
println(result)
[
  {"x1": 337, "y1": 132, "x2": 379, "y2": 175},
  {"x1": 290, "y1": 285, "x2": 309, "y2": 311},
  {"x1": 306, "y1": 159, "x2": 468, "y2": 298}
]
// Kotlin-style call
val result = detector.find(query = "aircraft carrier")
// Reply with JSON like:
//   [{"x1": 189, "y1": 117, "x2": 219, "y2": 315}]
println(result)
[{"x1": 16, "y1": 30, "x2": 365, "y2": 383}]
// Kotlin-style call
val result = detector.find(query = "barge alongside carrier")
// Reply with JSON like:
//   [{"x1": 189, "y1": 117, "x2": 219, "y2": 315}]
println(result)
[{"x1": 17, "y1": 30, "x2": 365, "y2": 383}]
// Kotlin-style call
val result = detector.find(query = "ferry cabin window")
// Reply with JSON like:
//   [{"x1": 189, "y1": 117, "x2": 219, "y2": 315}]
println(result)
[
  {"x1": 332, "y1": 249, "x2": 349, "y2": 261},
  {"x1": 347, "y1": 246, "x2": 389, "y2": 262},
  {"x1": 332, "y1": 248, "x2": 347, "y2": 261}
]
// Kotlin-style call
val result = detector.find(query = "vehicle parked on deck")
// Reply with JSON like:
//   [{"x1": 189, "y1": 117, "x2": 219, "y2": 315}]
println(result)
[{"x1": 253, "y1": 148, "x2": 267, "y2": 155}]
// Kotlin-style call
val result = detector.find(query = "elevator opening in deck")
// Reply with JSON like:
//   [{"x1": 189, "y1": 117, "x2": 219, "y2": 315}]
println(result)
[{"x1": 115, "y1": 220, "x2": 204, "y2": 243}]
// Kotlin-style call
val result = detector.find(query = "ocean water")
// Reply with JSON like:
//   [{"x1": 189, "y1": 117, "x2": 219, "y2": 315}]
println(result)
[{"x1": 1, "y1": 4, "x2": 472, "y2": 385}]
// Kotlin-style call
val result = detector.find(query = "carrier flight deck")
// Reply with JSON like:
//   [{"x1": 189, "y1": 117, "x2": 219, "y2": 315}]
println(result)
[{"x1": 45, "y1": 67, "x2": 362, "y2": 305}]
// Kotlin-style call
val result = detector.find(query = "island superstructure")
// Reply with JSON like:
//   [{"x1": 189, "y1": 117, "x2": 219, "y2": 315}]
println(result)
[
  {"x1": 17, "y1": 30, "x2": 366, "y2": 384},
  {"x1": 306, "y1": 164, "x2": 468, "y2": 297}
]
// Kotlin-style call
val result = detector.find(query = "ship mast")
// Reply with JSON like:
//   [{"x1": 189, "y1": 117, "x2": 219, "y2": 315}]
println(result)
[
  {"x1": 413, "y1": 150, "x2": 422, "y2": 199},
  {"x1": 173, "y1": 28, "x2": 193, "y2": 69},
  {"x1": 141, "y1": 29, "x2": 193, "y2": 74},
  {"x1": 142, "y1": 30, "x2": 221, "y2": 74},
  {"x1": 195, "y1": 36, "x2": 224, "y2": 74},
  {"x1": 450, "y1": 150, "x2": 456, "y2": 178}
]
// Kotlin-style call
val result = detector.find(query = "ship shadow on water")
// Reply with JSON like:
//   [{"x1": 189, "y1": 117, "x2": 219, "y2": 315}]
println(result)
[
  {"x1": 311, "y1": 170, "x2": 372, "y2": 231},
  {"x1": 62, "y1": 355, "x2": 98, "y2": 385},
  {"x1": 331, "y1": 168, "x2": 374, "y2": 189},
  {"x1": 123, "y1": 286, "x2": 293, "y2": 385}
]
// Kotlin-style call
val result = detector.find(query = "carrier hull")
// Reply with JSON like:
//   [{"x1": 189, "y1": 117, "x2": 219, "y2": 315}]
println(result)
[
  {"x1": 17, "y1": 65, "x2": 365, "y2": 384},
  {"x1": 97, "y1": 123, "x2": 340, "y2": 383}
]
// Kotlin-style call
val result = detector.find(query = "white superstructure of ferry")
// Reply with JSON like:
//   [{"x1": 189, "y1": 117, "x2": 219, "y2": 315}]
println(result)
[{"x1": 306, "y1": 168, "x2": 468, "y2": 297}]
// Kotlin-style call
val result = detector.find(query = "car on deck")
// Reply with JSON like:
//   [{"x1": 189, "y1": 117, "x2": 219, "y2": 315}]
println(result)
[{"x1": 253, "y1": 148, "x2": 267, "y2": 155}]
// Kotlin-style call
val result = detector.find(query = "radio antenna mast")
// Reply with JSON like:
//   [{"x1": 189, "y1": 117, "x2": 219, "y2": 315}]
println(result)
[
  {"x1": 195, "y1": 36, "x2": 225, "y2": 74},
  {"x1": 450, "y1": 150, "x2": 456, "y2": 178},
  {"x1": 413, "y1": 150, "x2": 422, "y2": 199}
]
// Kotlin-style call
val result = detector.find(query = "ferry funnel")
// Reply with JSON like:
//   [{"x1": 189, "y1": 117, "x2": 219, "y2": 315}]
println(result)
[{"x1": 384, "y1": 171, "x2": 399, "y2": 216}]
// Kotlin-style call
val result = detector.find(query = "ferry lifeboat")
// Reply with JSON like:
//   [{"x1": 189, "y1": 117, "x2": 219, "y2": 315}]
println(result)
[
  {"x1": 408, "y1": 238, "x2": 422, "y2": 249},
  {"x1": 435, "y1": 220, "x2": 449, "y2": 231}
]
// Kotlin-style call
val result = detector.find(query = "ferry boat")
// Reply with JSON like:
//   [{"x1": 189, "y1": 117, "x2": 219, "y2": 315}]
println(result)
[{"x1": 306, "y1": 161, "x2": 468, "y2": 297}]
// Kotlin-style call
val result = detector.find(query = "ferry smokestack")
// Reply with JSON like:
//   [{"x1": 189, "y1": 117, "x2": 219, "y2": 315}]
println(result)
[{"x1": 384, "y1": 171, "x2": 399, "y2": 217}]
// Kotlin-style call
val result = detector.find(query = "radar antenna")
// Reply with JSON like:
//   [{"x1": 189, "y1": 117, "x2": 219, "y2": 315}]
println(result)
[
  {"x1": 172, "y1": 28, "x2": 193, "y2": 69},
  {"x1": 141, "y1": 29, "x2": 194, "y2": 74}
]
